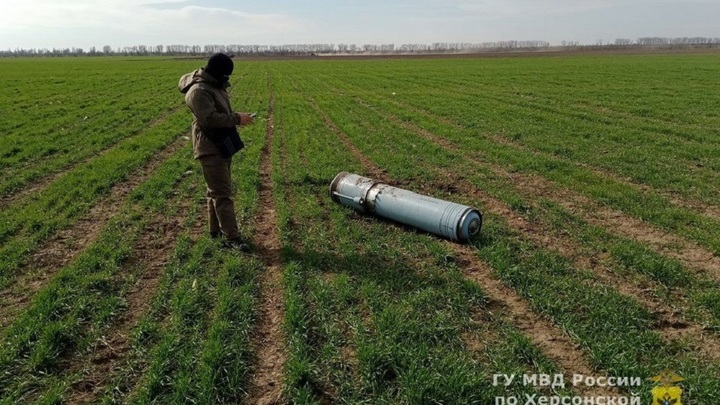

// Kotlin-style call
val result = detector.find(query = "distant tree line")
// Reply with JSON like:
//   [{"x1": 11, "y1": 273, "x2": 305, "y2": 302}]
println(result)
[{"x1": 2, "y1": 37, "x2": 719, "y2": 57}]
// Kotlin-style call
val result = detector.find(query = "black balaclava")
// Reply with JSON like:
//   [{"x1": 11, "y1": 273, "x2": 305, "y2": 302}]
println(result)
[{"x1": 205, "y1": 53, "x2": 234, "y2": 87}]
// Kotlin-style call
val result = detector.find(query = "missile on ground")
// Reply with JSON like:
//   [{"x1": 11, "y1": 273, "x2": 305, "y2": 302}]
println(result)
[{"x1": 329, "y1": 172, "x2": 482, "y2": 242}]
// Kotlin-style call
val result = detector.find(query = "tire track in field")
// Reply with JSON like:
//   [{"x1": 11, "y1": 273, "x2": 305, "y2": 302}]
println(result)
[
  {"x1": 383, "y1": 114, "x2": 720, "y2": 363},
  {"x1": 314, "y1": 102, "x2": 616, "y2": 397},
  {"x1": 0, "y1": 105, "x2": 185, "y2": 210},
  {"x1": 245, "y1": 79, "x2": 287, "y2": 405},
  {"x1": 0, "y1": 134, "x2": 188, "y2": 330},
  {"x1": 63, "y1": 193, "x2": 197, "y2": 404},
  {"x1": 360, "y1": 99, "x2": 720, "y2": 278},
  {"x1": 276, "y1": 91, "x2": 299, "y2": 233}
]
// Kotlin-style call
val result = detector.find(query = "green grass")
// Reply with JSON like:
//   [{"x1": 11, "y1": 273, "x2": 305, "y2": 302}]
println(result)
[
  {"x1": 1, "y1": 54, "x2": 719, "y2": 404},
  {"x1": 0, "y1": 58, "x2": 190, "y2": 195},
  {"x1": 281, "y1": 61, "x2": 720, "y2": 403},
  {"x1": 0, "y1": 144, "x2": 196, "y2": 403},
  {"x1": 271, "y1": 69, "x2": 578, "y2": 404},
  {"x1": 0, "y1": 112, "x2": 188, "y2": 288},
  {"x1": 300, "y1": 57, "x2": 720, "y2": 255}
]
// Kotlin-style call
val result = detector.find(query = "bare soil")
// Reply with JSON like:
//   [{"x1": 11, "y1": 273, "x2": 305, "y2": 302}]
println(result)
[{"x1": 245, "y1": 84, "x2": 288, "y2": 405}]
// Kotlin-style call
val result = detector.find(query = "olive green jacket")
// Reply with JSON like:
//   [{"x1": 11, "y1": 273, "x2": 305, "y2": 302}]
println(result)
[{"x1": 178, "y1": 68, "x2": 240, "y2": 159}]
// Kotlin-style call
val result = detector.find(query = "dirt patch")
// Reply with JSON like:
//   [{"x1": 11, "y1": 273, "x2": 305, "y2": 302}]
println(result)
[
  {"x1": 245, "y1": 81, "x2": 288, "y2": 405},
  {"x1": 461, "y1": 307, "x2": 499, "y2": 357},
  {"x1": 0, "y1": 135, "x2": 189, "y2": 331},
  {"x1": 82, "y1": 205, "x2": 207, "y2": 404}
]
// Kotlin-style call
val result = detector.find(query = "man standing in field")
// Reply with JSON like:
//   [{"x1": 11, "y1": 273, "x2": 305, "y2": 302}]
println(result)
[{"x1": 178, "y1": 53, "x2": 254, "y2": 252}]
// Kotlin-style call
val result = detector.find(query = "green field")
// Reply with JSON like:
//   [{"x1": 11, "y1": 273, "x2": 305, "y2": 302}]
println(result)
[{"x1": 0, "y1": 53, "x2": 719, "y2": 404}]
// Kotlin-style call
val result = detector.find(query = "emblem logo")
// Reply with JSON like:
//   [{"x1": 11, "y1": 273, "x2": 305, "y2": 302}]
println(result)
[{"x1": 649, "y1": 370, "x2": 683, "y2": 405}]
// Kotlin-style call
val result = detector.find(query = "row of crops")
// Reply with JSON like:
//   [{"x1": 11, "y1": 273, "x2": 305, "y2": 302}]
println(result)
[{"x1": 0, "y1": 53, "x2": 718, "y2": 404}]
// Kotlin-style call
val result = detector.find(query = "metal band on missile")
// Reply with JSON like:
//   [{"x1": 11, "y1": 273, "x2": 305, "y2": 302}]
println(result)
[{"x1": 329, "y1": 172, "x2": 482, "y2": 242}]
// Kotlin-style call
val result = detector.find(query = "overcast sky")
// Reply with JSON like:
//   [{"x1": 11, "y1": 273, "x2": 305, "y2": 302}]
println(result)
[{"x1": 1, "y1": 0, "x2": 719, "y2": 50}]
